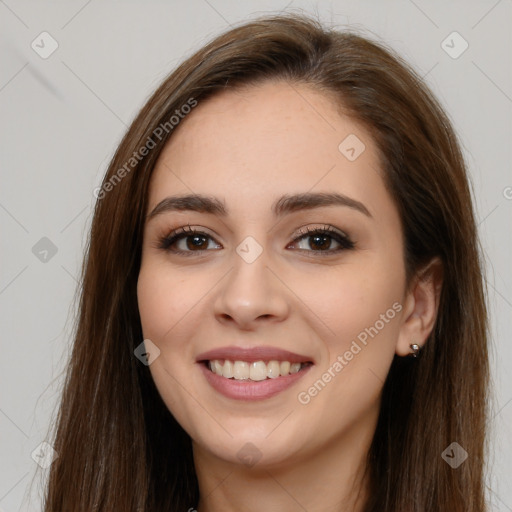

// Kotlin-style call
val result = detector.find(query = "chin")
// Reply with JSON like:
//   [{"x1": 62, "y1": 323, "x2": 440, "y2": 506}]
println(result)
[{"x1": 196, "y1": 427, "x2": 307, "y2": 469}]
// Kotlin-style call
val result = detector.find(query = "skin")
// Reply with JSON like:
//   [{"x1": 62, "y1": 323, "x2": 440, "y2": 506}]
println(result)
[{"x1": 137, "y1": 80, "x2": 442, "y2": 512}]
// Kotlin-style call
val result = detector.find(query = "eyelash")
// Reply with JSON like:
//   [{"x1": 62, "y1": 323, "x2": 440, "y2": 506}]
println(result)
[{"x1": 156, "y1": 224, "x2": 355, "y2": 257}]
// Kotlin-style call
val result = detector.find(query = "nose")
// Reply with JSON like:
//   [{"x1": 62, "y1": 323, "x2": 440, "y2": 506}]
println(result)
[{"x1": 213, "y1": 248, "x2": 290, "y2": 331}]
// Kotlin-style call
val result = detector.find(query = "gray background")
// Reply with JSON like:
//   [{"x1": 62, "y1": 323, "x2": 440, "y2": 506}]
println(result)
[{"x1": 1, "y1": 1, "x2": 511, "y2": 510}]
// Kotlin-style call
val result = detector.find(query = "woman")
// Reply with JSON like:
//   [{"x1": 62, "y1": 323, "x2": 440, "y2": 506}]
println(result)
[{"x1": 42, "y1": 13, "x2": 490, "y2": 511}]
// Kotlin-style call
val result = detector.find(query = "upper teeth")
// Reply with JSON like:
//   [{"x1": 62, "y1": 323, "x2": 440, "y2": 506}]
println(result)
[{"x1": 208, "y1": 360, "x2": 304, "y2": 380}]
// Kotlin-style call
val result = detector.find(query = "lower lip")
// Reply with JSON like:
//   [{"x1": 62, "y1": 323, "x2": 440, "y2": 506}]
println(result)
[{"x1": 198, "y1": 362, "x2": 312, "y2": 401}]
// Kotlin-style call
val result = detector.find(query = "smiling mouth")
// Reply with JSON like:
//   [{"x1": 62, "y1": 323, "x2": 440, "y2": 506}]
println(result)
[{"x1": 204, "y1": 359, "x2": 313, "y2": 381}]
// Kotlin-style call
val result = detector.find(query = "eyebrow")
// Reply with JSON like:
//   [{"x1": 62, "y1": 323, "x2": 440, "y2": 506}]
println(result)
[{"x1": 146, "y1": 191, "x2": 372, "y2": 222}]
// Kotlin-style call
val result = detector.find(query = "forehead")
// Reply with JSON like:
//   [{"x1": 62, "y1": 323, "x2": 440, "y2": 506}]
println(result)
[{"x1": 148, "y1": 80, "x2": 389, "y2": 219}]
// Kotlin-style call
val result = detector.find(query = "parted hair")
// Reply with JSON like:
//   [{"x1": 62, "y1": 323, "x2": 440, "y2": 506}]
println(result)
[{"x1": 41, "y1": 12, "x2": 490, "y2": 511}]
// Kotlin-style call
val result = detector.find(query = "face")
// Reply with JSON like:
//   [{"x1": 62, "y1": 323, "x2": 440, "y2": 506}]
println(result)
[{"x1": 137, "y1": 80, "x2": 408, "y2": 468}]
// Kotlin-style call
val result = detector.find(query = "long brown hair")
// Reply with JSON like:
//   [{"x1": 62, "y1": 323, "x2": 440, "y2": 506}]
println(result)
[{"x1": 40, "y1": 12, "x2": 490, "y2": 511}]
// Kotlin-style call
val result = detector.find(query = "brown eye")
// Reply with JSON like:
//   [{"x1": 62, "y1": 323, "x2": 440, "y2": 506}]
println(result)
[
  {"x1": 183, "y1": 234, "x2": 209, "y2": 251},
  {"x1": 307, "y1": 233, "x2": 332, "y2": 251},
  {"x1": 157, "y1": 225, "x2": 222, "y2": 255},
  {"x1": 157, "y1": 224, "x2": 355, "y2": 256},
  {"x1": 288, "y1": 226, "x2": 355, "y2": 254}
]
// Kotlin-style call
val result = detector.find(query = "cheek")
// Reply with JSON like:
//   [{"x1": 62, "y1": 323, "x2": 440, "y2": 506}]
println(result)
[
  {"x1": 136, "y1": 264, "x2": 205, "y2": 428},
  {"x1": 136, "y1": 264, "x2": 189, "y2": 341},
  {"x1": 293, "y1": 260, "x2": 403, "y2": 347},
  {"x1": 291, "y1": 259, "x2": 404, "y2": 407}
]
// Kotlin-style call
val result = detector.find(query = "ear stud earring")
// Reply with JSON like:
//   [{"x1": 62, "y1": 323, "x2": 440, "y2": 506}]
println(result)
[{"x1": 409, "y1": 343, "x2": 420, "y2": 358}]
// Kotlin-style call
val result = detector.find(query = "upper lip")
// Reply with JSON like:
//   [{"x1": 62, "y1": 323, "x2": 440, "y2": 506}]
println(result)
[{"x1": 196, "y1": 346, "x2": 314, "y2": 364}]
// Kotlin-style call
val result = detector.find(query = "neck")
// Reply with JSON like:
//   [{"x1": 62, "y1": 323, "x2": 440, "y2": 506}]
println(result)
[{"x1": 193, "y1": 410, "x2": 376, "y2": 512}]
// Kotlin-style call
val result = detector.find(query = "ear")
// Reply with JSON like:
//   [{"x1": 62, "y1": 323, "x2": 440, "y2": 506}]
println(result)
[{"x1": 395, "y1": 257, "x2": 444, "y2": 357}]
